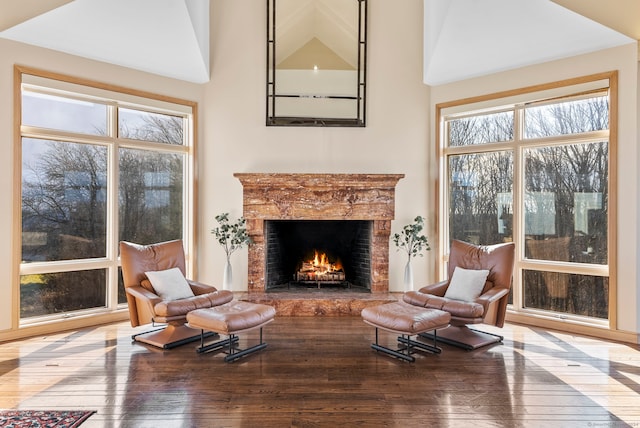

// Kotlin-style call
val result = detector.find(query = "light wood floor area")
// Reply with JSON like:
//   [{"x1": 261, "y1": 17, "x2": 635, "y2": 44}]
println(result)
[{"x1": 0, "y1": 317, "x2": 639, "y2": 427}]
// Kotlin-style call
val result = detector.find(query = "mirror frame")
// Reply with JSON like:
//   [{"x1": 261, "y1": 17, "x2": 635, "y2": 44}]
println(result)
[{"x1": 266, "y1": 0, "x2": 367, "y2": 127}]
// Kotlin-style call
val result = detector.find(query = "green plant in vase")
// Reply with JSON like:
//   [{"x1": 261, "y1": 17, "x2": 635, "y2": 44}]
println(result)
[
  {"x1": 393, "y1": 215, "x2": 430, "y2": 291},
  {"x1": 211, "y1": 213, "x2": 252, "y2": 290}
]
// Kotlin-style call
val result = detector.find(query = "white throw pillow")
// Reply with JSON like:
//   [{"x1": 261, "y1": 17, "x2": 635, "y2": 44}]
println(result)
[
  {"x1": 444, "y1": 266, "x2": 490, "y2": 302},
  {"x1": 145, "y1": 267, "x2": 194, "y2": 300}
]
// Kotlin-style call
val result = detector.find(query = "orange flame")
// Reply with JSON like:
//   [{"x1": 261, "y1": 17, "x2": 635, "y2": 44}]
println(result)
[{"x1": 302, "y1": 250, "x2": 342, "y2": 274}]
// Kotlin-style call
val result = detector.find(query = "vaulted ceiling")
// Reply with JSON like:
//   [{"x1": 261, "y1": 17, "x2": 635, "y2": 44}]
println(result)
[
  {"x1": 0, "y1": 0, "x2": 210, "y2": 83},
  {"x1": 0, "y1": 0, "x2": 637, "y2": 85},
  {"x1": 423, "y1": 0, "x2": 636, "y2": 85}
]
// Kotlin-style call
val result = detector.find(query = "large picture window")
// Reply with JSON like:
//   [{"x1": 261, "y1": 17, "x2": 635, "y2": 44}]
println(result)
[
  {"x1": 18, "y1": 68, "x2": 195, "y2": 323},
  {"x1": 438, "y1": 73, "x2": 615, "y2": 328}
]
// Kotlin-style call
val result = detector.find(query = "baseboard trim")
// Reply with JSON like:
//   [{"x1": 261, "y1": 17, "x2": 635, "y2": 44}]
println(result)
[{"x1": 0, "y1": 311, "x2": 129, "y2": 343}]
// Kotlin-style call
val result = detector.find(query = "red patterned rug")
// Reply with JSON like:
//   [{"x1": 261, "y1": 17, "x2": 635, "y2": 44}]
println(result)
[{"x1": 0, "y1": 410, "x2": 95, "y2": 428}]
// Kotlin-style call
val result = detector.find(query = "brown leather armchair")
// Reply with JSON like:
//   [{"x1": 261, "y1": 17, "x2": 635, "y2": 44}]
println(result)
[
  {"x1": 120, "y1": 239, "x2": 234, "y2": 349},
  {"x1": 403, "y1": 239, "x2": 515, "y2": 350}
]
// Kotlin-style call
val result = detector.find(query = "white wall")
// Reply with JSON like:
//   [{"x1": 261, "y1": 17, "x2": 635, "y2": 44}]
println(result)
[
  {"x1": 429, "y1": 43, "x2": 639, "y2": 337},
  {"x1": 199, "y1": 0, "x2": 431, "y2": 293}
]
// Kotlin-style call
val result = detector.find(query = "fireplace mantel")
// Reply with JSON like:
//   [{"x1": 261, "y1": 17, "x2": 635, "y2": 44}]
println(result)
[{"x1": 235, "y1": 173, "x2": 404, "y2": 293}]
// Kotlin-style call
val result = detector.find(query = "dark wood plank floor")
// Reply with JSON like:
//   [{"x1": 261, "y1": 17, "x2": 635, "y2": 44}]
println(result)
[{"x1": 0, "y1": 316, "x2": 639, "y2": 427}]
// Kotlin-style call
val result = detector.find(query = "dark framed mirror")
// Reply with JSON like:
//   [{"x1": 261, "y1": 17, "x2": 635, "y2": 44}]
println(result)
[{"x1": 267, "y1": 0, "x2": 367, "y2": 127}]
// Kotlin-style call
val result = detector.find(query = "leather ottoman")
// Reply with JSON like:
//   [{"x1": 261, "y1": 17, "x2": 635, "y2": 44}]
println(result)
[
  {"x1": 187, "y1": 301, "x2": 276, "y2": 362},
  {"x1": 361, "y1": 301, "x2": 450, "y2": 362}
]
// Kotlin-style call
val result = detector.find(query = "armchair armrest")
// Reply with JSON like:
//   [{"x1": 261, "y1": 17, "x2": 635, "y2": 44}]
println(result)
[
  {"x1": 416, "y1": 280, "x2": 449, "y2": 297},
  {"x1": 475, "y1": 287, "x2": 510, "y2": 327},
  {"x1": 126, "y1": 285, "x2": 163, "y2": 305},
  {"x1": 476, "y1": 287, "x2": 509, "y2": 306},
  {"x1": 187, "y1": 280, "x2": 234, "y2": 304},
  {"x1": 187, "y1": 279, "x2": 219, "y2": 295},
  {"x1": 125, "y1": 285, "x2": 163, "y2": 326}
]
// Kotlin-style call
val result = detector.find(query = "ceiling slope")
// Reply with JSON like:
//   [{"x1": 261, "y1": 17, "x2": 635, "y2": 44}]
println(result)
[
  {"x1": 0, "y1": 0, "x2": 637, "y2": 86},
  {"x1": 423, "y1": 0, "x2": 635, "y2": 86},
  {"x1": 0, "y1": 0, "x2": 73, "y2": 32},
  {"x1": 0, "y1": 0, "x2": 210, "y2": 83},
  {"x1": 552, "y1": 0, "x2": 640, "y2": 41}
]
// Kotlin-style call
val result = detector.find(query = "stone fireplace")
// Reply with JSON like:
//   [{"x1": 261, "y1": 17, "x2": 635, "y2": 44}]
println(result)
[{"x1": 234, "y1": 173, "x2": 404, "y2": 296}]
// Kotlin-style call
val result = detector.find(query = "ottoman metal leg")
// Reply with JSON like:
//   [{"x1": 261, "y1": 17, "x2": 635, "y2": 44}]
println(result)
[
  {"x1": 370, "y1": 328, "x2": 416, "y2": 362},
  {"x1": 370, "y1": 328, "x2": 444, "y2": 362},
  {"x1": 195, "y1": 327, "x2": 270, "y2": 363},
  {"x1": 398, "y1": 329, "x2": 442, "y2": 354},
  {"x1": 224, "y1": 328, "x2": 268, "y2": 363},
  {"x1": 196, "y1": 330, "x2": 239, "y2": 354}
]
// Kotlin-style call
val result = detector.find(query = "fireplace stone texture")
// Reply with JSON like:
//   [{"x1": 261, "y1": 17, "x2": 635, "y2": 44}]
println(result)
[{"x1": 234, "y1": 173, "x2": 404, "y2": 294}]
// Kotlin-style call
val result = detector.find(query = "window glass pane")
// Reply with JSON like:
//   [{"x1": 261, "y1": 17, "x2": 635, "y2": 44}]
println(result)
[
  {"x1": 22, "y1": 138, "x2": 107, "y2": 262},
  {"x1": 523, "y1": 270, "x2": 608, "y2": 319},
  {"x1": 22, "y1": 90, "x2": 107, "y2": 135},
  {"x1": 119, "y1": 148, "x2": 184, "y2": 244},
  {"x1": 524, "y1": 95, "x2": 609, "y2": 138},
  {"x1": 448, "y1": 151, "x2": 513, "y2": 245},
  {"x1": 524, "y1": 141, "x2": 608, "y2": 264},
  {"x1": 20, "y1": 269, "x2": 107, "y2": 318},
  {"x1": 118, "y1": 108, "x2": 184, "y2": 145},
  {"x1": 447, "y1": 111, "x2": 513, "y2": 147}
]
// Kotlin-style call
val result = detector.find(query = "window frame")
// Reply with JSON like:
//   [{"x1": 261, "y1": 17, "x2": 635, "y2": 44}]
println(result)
[
  {"x1": 13, "y1": 65, "x2": 197, "y2": 328},
  {"x1": 435, "y1": 72, "x2": 617, "y2": 332}
]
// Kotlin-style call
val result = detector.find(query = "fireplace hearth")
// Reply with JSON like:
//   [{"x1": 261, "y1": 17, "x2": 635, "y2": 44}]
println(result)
[{"x1": 234, "y1": 173, "x2": 404, "y2": 297}]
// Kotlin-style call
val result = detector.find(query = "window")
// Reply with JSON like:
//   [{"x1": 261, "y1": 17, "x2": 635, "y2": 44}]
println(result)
[
  {"x1": 18, "y1": 68, "x2": 195, "y2": 323},
  {"x1": 438, "y1": 73, "x2": 615, "y2": 328}
]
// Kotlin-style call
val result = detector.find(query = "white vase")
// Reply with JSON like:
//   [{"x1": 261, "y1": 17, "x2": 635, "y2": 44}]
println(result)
[
  {"x1": 223, "y1": 259, "x2": 233, "y2": 290},
  {"x1": 403, "y1": 259, "x2": 414, "y2": 291}
]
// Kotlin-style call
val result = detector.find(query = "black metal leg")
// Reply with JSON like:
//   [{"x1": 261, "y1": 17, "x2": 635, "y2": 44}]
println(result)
[
  {"x1": 468, "y1": 327, "x2": 504, "y2": 342},
  {"x1": 369, "y1": 328, "x2": 415, "y2": 362},
  {"x1": 131, "y1": 326, "x2": 164, "y2": 341},
  {"x1": 369, "y1": 328, "x2": 443, "y2": 362},
  {"x1": 195, "y1": 335, "x2": 239, "y2": 354},
  {"x1": 397, "y1": 335, "x2": 442, "y2": 354},
  {"x1": 196, "y1": 328, "x2": 269, "y2": 363}
]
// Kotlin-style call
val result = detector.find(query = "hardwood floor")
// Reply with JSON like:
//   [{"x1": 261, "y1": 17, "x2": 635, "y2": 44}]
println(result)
[{"x1": 0, "y1": 316, "x2": 639, "y2": 427}]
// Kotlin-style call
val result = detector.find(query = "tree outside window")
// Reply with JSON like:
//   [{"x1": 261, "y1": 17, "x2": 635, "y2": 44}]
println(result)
[
  {"x1": 442, "y1": 84, "x2": 611, "y2": 322},
  {"x1": 19, "y1": 75, "x2": 192, "y2": 320}
]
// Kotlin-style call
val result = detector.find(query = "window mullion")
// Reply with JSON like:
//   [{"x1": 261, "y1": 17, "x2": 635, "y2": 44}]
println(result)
[
  {"x1": 107, "y1": 104, "x2": 119, "y2": 309},
  {"x1": 511, "y1": 106, "x2": 524, "y2": 311}
]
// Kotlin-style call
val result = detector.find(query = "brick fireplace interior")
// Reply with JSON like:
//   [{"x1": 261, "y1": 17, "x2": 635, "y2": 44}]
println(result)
[
  {"x1": 235, "y1": 173, "x2": 404, "y2": 298},
  {"x1": 265, "y1": 219, "x2": 372, "y2": 291}
]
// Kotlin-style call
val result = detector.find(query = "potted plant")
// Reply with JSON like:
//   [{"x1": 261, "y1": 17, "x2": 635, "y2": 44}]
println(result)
[
  {"x1": 393, "y1": 216, "x2": 430, "y2": 291},
  {"x1": 211, "y1": 213, "x2": 252, "y2": 290}
]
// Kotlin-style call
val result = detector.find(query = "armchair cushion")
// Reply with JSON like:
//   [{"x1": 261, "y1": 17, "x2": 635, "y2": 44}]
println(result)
[
  {"x1": 145, "y1": 267, "x2": 195, "y2": 301},
  {"x1": 403, "y1": 291, "x2": 485, "y2": 319},
  {"x1": 444, "y1": 267, "x2": 489, "y2": 302}
]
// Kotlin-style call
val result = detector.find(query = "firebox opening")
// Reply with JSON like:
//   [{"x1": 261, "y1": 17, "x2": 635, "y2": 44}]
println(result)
[{"x1": 265, "y1": 220, "x2": 372, "y2": 291}]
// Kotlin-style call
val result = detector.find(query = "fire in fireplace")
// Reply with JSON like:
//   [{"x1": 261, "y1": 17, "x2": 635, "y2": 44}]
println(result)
[
  {"x1": 295, "y1": 250, "x2": 346, "y2": 284},
  {"x1": 265, "y1": 220, "x2": 372, "y2": 291}
]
